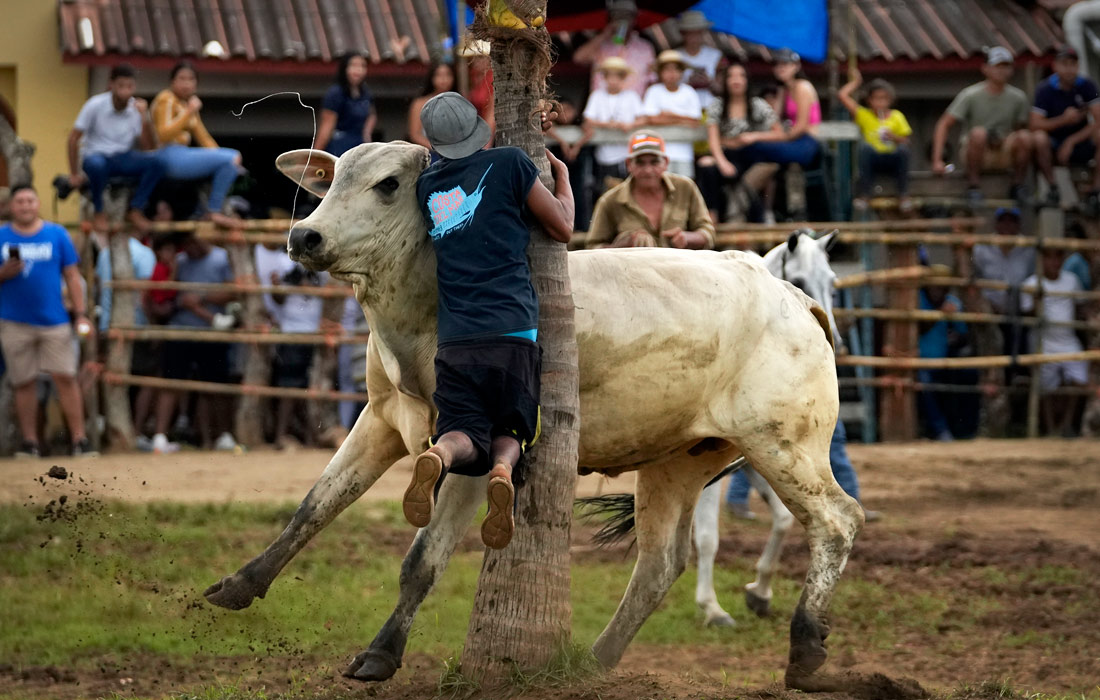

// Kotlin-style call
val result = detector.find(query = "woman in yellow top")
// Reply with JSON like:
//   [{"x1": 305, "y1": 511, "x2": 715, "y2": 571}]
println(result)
[
  {"x1": 151, "y1": 62, "x2": 242, "y2": 226},
  {"x1": 838, "y1": 69, "x2": 913, "y2": 212}
]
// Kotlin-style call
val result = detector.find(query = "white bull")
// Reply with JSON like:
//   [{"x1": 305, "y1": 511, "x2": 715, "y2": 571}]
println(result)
[{"x1": 202, "y1": 142, "x2": 862, "y2": 691}]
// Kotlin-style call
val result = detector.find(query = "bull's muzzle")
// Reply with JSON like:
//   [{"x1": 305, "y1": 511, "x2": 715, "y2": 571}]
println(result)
[{"x1": 287, "y1": 226, "x2": 324, "y2": 262}]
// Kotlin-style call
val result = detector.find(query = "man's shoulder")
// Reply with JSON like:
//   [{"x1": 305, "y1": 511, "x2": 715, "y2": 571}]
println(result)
[
  {"x1": 1003, "y1": 84, "x2": 1028, "y2": 101},
  {"x1": 82, "y1": 92, "x2": 111, "y2": 110},
  {"x1": 39, "y1": 221, "x2": 69, "y2": 240},
  {"x1": 1075, "y1": 76, "x2": 1100, "y2": 98}
]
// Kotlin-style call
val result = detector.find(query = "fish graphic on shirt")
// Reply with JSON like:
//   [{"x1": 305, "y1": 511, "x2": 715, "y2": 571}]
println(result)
[{"x1": 426, "y1": 164, "x2": 493, "y2": 240}]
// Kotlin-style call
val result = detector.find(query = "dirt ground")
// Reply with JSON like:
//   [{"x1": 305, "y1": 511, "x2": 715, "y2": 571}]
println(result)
[{"x1": 2, "y1": 439, "x2": 1099, "y2": 700}]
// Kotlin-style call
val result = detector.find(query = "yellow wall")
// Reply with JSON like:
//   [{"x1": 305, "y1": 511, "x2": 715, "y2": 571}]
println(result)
[{"x1": 0, "y1": 2, "x2": 88, "y2": 221}]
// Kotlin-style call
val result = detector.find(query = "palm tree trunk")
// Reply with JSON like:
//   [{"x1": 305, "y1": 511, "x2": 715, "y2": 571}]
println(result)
[{"x1": 462, "y1": 2, "x2": 580, "y2": 680}]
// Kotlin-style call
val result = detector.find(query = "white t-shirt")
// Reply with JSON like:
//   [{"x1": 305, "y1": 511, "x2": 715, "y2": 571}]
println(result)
[
  {"x1": 583, "y1": 88, "x2": 645, "y2": 166},
  {"x1": 679, "y1": 45, "x2": 723, "y2": 107},
  {"x1": 253, "y1": 245, "x2": 324, "y2": 333},
  {"x1": 642, "y1": 83, "x2": 702, "y2": 164},
  {"x1": 1020, "y1": 270, "x2": 1083, "y2": 354},
  {"x1": 73, "y1": 92, "x2": 143, "y2": 157}
]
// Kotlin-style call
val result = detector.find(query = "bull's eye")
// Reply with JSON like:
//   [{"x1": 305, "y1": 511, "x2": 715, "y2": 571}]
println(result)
[{"x1": 376, "y1": 177, "x2": 400, "y2": 195}]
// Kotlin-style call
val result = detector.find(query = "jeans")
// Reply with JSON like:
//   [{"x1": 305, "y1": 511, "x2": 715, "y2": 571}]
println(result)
[
  {"x1": 159, "y1": 144, "x2": 241, "y2": 212},
  {"x1": 856, "y1": 143, "x2": 910, "y2": 197},
  {"x1": 82, "y1": 150, "x2": 166, "y2": 213},
  {"x1": 726, "y1": 419, "x2": 860, "y2": 505},
  {"x1": 697, "y1": 147, "x2": 746, "y2": 220},
  {"x1": 739, "y1": 134, "x2": 820, "y2": 167}
]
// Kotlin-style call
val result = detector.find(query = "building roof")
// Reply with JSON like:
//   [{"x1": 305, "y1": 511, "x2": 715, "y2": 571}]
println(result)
[
  {"x1": 636, "y1": 0, "x2": 1064, "y2": 66},
  {"x1": 59, "y1": 0, "x2": 1064, "y2": 72},
  {"x1": 58, "y1": 0, "x2": 443, "y2": 68}
]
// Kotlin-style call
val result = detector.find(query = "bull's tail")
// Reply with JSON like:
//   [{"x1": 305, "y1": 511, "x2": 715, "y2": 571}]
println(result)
[
  {"x1": 575, "y1": 457, "x2": 747, "y2": 548},
  {"x1": 576, "y1": 493, "x2": 637, "y2": 549}
]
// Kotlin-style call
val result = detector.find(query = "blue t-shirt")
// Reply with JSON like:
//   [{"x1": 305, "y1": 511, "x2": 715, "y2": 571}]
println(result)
[
  {"x1": 416, "y1": 147, "x2": 541, "y2": 344},
  {"x1": 96, "y1": 237, "x2": 156, "y2": 331},
  {"x1": 1033, "y1": 74, "x2": 1100, "y2": 143},
  {"x1": 322, "y1": 84, "x2": 373, "y2": 156},
  {"x1": 0, "y1": 222, "x2": 80, "y2": 326},
  {"x1": 918, "y1": 290, "x2": 967, "y2": 359},
  {"x1": 170, "y1": 246, "x2": 233, "y2": 328}
]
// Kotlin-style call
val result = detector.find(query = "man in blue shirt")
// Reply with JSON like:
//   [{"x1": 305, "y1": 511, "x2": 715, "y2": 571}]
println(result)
[
  {"x1": 1030, "y1": 46, "x2": 1100, "y2": 214},
  {"x1": 0, "y1": 185, "x2": 96, "y2": 457},
  {"x1": 403, "y1": 92, "x2": 575, "y2": 549}
]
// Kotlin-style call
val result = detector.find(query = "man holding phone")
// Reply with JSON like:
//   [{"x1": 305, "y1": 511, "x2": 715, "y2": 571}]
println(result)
[{"x1": 0, "y1": 184, "x2": 96, "y2": 458}]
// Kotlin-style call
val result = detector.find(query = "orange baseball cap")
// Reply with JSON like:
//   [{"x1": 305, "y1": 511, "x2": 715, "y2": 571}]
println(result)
[{"x1": 627, "y1": 131, "x2": 667, "y2": 159}]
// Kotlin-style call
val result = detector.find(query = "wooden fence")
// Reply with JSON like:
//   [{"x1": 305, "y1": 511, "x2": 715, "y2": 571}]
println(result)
[{"x1": 62, "y1": 214, "x2": 1100, "y2": 452}]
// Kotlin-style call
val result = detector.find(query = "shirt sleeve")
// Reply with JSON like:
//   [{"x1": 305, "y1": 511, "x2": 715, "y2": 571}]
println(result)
[
  {"x1": 322, "y1": 85, "x2": 345, "y2": 114},
  {"x1": 59, "y1": 228, "x2": 80, "y2": 268},
  {"x1": 945, "y1": 87, "x2": 972, "y2": 123},
  {"x1": 681, "y1": 88, "x2": 702, "y2": 119},
  {"x1": 1013, "y1": 92, "x2": 1030, "y2": 128},
  {"x1": 854, "y1": 107, "x2": 876, "y2": 132},
  {"x1": 1019, "y1": 274, "x2": 1037, "y2": 313},
  {"x1": 73, "y1": 96, "x2": 97, "y2": 132},
  {"x1": 705, "y1": 97, "x2": 722, "y2": 126},
  {"x1": 753, "y1": 97, "x2": 777, "y2": 130},
  {"x1": 642, "y1": 87, "x2": 660, "y2": 117},
  {"x1": 582, "y1": 91, "x2": 604, "y2": 121},
  {"x1": 686, "y1": 182, "x2": 715, "y2": 249},
  {"x1": 1032, "y1": 84, "x2": 1052, "y2": 116},
  {"x1": 586, "y1": 192, "x2": 616, "y2": 248},
  {"x1": 512, "y1": 149, "x2": 540, "y2": 203},
  {"x1": 890, "y1": 110, "x2": 912, "y2": 138},
  {"x1": 1081, "y1": 78, "x2": 1100, "y2": 106}
]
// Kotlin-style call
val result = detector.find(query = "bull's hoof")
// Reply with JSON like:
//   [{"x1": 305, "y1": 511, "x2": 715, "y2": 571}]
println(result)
[
  {"x1": 704, "y1": 611, "x2": 736, "y2": 628},
  {"x1": 744, "y1": 587, "x2": 771, "y2": 618},
  {"x1": 344, "y1": 649, "x2": 400, "y2": 682},
  {"x1": 203, "y1": 571, "x2": 267, "y2": 610},
  {"x1": 788, "y1": 606, "x2": 829, "y2": 677}
]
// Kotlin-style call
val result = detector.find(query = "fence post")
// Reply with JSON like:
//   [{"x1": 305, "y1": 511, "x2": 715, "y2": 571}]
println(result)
[
  {"x1": 880, "y1": 241, "x2": 918, "y2": 440},
  {"x1": 227, "y1": 232, "x2": 265, "y2": 447},
  {"x1": 307, "y1": 284, "x2": 350, "y2": 444},
  {"x1": 1026, "y1": 230, "x2": 1045, "y2": 438},
  {"x1": 102, "y1": 224, "x2": 137, "y2": 448}
]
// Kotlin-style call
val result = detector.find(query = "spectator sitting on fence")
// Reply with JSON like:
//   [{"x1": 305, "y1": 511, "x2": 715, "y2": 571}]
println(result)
[
  {"x1": 931, "y1": 47, "x2": 1032, "y2": 207},
  {"x1": 315, "y1": 52, "x2": 376, "y2": 156},
  {"x1": 150, "y1": 62, "x2": 244, "y2": 228},
  {"x1": 151, "y1": 232, "x2": 238, "y2": 453},
  {"x1": 572, "y1": 0, "x2": 656, "y2": 99},
  {"x1": 696, "y1": 60, "x2": 782, "y2": 224},
  {"x1": 582, "y1": 57, "x2": 644, "y2": 188},
  {"x1": 1021, "y1": 247, "x2": 1088, "y2": 436},
  {"x1": 917, "y1": 268, "x2": 979, "y2": 441},
  {"x1": 641, "y1": 51, "x2": 703, "y2": 178},
  {"x1": 254, "y1": 240, "x2": 325, "y2": 448},
  {"x1": 66, "y1": 63, "x2": 163, "y2": 234},
  {"x1": 675, "y1": 11, "x2": 722, "y2": 108},
  {"x1": 1030, "y1": 45, "x2": 1100, "y2": 215},
  {"x1": 0, "y1": 184, "x2": 96, "y2": 458},
  {"x1": 971, "y1": 207, "x2": 1035, "y2": 364},
  {"x1": 838, "y1": 69, "x2": 913, "y2": 213},
  {"x1": 586, "y1": 132, "x2": 715, "y2": 249}
]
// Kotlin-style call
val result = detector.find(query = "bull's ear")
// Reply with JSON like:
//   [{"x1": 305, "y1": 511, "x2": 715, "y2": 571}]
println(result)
[
  {"x1": 818, "y1": 229, "x2": 839, "y2": 253},
  {"x1": 787, "y1": 232, "x2": 800, "y2": 253},
  {"x1": 275, "y1": 149, "x2": 338, "y2": 198}
]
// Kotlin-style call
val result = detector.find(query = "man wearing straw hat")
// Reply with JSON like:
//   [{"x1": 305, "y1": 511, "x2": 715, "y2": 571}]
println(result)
[
  {"x1": 675, "y1": 10, "x2": 722, "y2": 107},
  {"x1": 642, "y1": 50, "x2": 703, "y2": 177}
]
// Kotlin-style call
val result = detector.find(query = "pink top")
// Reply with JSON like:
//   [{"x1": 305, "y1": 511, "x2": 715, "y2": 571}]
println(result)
[{"x1": 784, "y1": 93, "x2": 822, "y2": 126}]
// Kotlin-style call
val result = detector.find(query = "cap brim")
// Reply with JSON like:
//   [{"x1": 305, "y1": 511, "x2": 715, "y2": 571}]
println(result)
[{"x1": 432, "y1": 116, "x2": 492, "y2": 160}]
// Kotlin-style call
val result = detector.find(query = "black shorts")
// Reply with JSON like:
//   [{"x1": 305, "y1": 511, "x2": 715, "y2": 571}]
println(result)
[
  {"x1": 162, "y1": 340, "x2": 231, "y2": 383},
  {"x1": 431, "y1": 336, "x2": 541, "y2": 477},
  {"x1": 273, "y1": 344, "x2": 314, "y2": 388},
  {"x1": 1051, "y1": 137, "x2": 1097, "y2": 166}
]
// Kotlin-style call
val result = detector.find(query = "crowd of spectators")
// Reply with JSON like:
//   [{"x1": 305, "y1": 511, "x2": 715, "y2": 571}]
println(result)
[{"x1": 1, "y1": 0, "x2": 1099, "y2": 455}]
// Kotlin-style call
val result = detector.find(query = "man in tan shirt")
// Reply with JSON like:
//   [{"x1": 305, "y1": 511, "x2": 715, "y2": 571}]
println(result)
[{"x1": 586, "y1": 132, "x2": 715, "y2": 249}]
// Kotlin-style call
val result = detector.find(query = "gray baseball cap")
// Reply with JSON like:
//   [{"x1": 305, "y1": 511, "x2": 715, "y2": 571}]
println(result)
[
  {"x1": 420, "y1": 91, "x2": 491, "y2": 160},
  {"x1": 986, "y1": 46, "x2": 1014, "y2": 65}
]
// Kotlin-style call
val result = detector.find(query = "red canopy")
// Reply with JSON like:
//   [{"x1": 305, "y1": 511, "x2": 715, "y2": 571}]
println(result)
[{"x1": 533, "y1": 1, "x2": 698, "y2": 32}]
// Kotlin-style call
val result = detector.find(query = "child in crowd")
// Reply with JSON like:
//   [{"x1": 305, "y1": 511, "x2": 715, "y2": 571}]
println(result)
[
  {"x1": 407, "y1": 92, "x2": 574, "y2": 549},
  {"x1": 582, "y1": 57, "x2": 644, "y2": 185},
  {"x1": 641, "y1": 50, "x2": 703, "y2": 177},
  {"x1": 1021, "y1": 247, "x2": 1088, "y2": 436},
  {"x1": 145, "y1": 235, "x2": 178, "y2": 323},
  {"x1": 838, "y1": 70, "x2": 913, "y2": 212}
]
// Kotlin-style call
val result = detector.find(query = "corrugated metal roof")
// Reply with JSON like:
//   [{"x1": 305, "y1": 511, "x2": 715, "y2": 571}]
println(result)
[
  {"x1": 640, "y1": 0, "x2": 1064, "y2": 63},
  {"x1": 57, "y1": 0, "x2": 443, "y2": 65},
  {"x1": 58, "y1": 0, "x2": 1063, "y2": 68}
]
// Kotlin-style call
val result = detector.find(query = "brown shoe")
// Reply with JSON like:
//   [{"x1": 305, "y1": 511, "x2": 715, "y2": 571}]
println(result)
[
  {"x1": 404, "y1": 448, "x2": 445, "y2": 528},
  {"x1": 481, "y1": 464, "x2": 515, "y2": 550}
]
